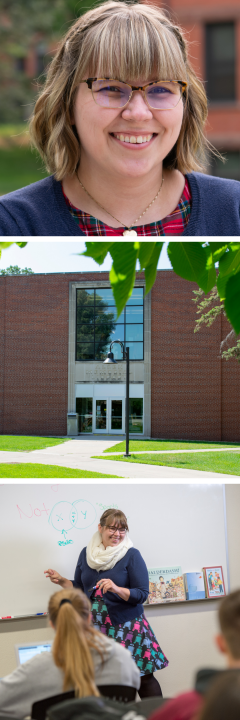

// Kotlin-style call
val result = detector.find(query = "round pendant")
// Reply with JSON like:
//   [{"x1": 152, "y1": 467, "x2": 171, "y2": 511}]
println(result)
[{"x1": 122, "y1": 229, "x2": 138, "y2": 236}]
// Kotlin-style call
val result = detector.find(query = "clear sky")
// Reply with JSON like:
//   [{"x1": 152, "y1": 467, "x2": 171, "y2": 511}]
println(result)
[{"x1": 0, "y1": 240, "x2": 172, "y2": 274}]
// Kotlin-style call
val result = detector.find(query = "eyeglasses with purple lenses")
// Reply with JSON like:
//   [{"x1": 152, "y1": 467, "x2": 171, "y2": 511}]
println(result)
[
  {"x1": 107, "y1": 526, "x2": 126, "y2": 535},
  {"x1": 85, "y1": 78, "x2": 187, "y2": 110}
]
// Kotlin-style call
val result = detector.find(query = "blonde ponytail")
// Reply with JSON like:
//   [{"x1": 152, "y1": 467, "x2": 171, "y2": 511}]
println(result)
[{"x1": 48, "y1": 589, "x2": 102, "y2": 698}]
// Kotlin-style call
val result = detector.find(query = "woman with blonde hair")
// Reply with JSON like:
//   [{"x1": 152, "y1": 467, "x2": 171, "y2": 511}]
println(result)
[
  {"x1": 0, "y1": 1, "x2": 239, "y2": 236},
  {"x1": 0, "y1": 588, "x2": 140, "y2": 719},
  {"x1": 45, "y1": 508, "x2": 168, "y2": 699}
]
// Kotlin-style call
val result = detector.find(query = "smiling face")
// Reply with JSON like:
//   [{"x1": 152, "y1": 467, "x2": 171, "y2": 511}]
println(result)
[
  {"x1": 73, "y1": 78, "x2": 184, "y2": 181},
  {"x1": 98, "y1": 522, "x2": 126, "y2": 548}
]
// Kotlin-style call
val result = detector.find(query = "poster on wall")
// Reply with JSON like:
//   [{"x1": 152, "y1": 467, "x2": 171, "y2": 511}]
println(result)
[
  {"x1": 202, "y1": 566, "x2": 226, "y2": 598},
  {"x1": 146, "y1": 566, "x2": 185, "y2": 604}
]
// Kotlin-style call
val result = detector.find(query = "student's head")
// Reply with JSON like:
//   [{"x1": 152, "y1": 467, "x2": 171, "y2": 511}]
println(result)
[
  {"x1": 30, "y1": 1, "x2": 208, "y2": 181},
  {"x1": 216, "y1": 590, "x2": 240, "y2": 666},
  {"x1": 197, "y1": 670, "x2": 240, "y2": 720},
  {"x1": 48, "y1": 588, "x2": 102, "y2": 697},
  {"x1": 98, "y1": 508, "x2": 129, "y2": 548}
]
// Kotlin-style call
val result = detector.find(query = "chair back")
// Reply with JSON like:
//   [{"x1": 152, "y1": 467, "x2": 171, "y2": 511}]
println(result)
[
  {"x1": 32, "y1": 691, "x2": 74, "y2": 720},
  {"x1": 99, "y1": 685, "x2": 136, "y2": 702},
  {"x1": 31, "y1": 686, "x2": 136, "y2": 720}
]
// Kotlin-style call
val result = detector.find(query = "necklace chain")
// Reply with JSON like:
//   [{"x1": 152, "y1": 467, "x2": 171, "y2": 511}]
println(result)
[{"x1": 75, "y1": 171, "x2": 164, "y2": 233}]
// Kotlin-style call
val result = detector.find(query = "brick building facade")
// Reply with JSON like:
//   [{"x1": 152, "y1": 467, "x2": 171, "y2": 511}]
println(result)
[
  {"x1": 165, "y1": 0, "x2": 240, "y2": 179},
  {"x1": 0, "y1": 271, "x2": 239, "y2": 441}
]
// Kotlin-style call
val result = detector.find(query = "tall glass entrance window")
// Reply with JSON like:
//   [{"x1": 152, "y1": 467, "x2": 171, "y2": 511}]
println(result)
[
  {"x1": 96, "y1": 400, "x2": 107, "y2": 430},
  {"x1": 76, "y1": 398, "x2": 92, "y2": 433},
  {"x1": 76, "y1": 287, "x2": 144, "y2": 360},
  {"x1": 111, "y1": 400, "x2": 122, "y2": 430},
  {"x1": 129, "y1": 398, "x2": 143, "y2": 434}
]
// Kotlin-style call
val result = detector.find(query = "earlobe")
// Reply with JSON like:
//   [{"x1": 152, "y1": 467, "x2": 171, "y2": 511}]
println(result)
[{"x1": 215, "y1": 634, "x2": 227, "y2": 654}]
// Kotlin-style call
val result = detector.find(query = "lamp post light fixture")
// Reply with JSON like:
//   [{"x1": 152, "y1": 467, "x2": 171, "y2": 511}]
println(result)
[{"x1": 103, "y1": 340, "x2": 131, "y2": 457}]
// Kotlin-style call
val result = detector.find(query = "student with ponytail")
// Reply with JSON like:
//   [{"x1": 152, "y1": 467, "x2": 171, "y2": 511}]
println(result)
[{"x1": 0, "y1": 589, "x2": 140, "y2": 719}]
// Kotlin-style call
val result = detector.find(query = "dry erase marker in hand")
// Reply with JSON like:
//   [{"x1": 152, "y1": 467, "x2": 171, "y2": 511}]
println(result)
[{"x1": 88, "y1": 585, "x2": 98, "y2": 592}]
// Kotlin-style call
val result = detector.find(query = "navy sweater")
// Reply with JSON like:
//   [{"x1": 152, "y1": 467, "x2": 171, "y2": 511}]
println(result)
[
  {"x1": 72, "y1": 547, "x2": 149, "y2": 625},
  {"x1": 0, "y1": 172, "x2": 240, "y2": 236}
]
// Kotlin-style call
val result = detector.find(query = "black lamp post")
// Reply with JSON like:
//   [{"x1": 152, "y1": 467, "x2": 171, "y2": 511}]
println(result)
[{"x1": 103, "y1": 340, "x2": 131, "y2": 457}]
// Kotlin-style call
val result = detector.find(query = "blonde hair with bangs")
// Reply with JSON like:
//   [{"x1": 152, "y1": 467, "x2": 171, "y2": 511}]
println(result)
[
  {"x1": 48, "y1": 588, "x2": 103, "y2": 697},
  {"x1": 99, "y1": 508, "x2": 129, "y2": 530},
  {"x1": 30, "y1": 1, "x2": 208, "y2": 180}
]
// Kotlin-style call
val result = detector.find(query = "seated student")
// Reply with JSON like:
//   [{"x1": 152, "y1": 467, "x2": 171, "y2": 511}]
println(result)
[
  {"x1": 197, "y1": 670, "x2": 240, "y2": 720},
  {"x1": 147, "y1": 588, "x2": 240, "y2": 720},
  {"x1": 0, "y1": 588, "x2": 140, "y2": 719}
]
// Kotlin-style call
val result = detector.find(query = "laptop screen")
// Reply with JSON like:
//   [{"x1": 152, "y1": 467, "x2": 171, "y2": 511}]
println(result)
[{"x1": 15, "y1": 642, "x2": 52, "y2": 665}]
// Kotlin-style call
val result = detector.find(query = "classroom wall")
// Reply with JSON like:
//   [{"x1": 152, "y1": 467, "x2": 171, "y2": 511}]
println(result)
[{"x1": 1, "y1": 485, "x2": 239, "y2": 696}]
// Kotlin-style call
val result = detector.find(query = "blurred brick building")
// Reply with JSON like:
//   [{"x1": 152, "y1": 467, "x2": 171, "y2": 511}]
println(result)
[{"x1": 163, "y1": 0, "x2": 240, "y2": 179}]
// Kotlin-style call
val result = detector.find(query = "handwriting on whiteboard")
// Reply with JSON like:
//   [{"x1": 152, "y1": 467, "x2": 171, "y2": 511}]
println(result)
[
  {"x1": 16, "y1": 499, "x2": 97, "y2": 546},
  {"x1": 15, "y1": 500, "x2": 125, "y2": 546}
]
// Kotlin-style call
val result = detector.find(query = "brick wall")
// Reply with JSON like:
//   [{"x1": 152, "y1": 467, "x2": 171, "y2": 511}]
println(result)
[
  {"x1": 221, "y1": 314, "x2": 240, "y2": 441},
  {"x1": 0, "y1": 271, "x2": 239, "y2": 440},
  {"x1": 0, "y1": 272, "x2": 109, "y2": 437},
  {"x1": 151, "y1": 272, "x2": 239, "y2": 442}
]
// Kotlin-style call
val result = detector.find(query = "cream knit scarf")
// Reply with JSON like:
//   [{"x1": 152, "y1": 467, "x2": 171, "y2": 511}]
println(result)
[{"x1": 86, "y1": 530, "x2": 133, "y2": 571}]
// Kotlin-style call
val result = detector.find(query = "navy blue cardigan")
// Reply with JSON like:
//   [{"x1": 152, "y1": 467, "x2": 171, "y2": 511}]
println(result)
[
  {"x1": 0, "y1": 172, "x2": 240, "y2": 236},
  {"x1": 72, "y1": 547, "x2": 149, "y2": 625}
]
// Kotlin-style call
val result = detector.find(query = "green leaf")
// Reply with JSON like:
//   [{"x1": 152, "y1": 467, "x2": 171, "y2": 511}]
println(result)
[
  {"x1": 82, "y1": 242, "x2": 114, "y2": 265},
  {"x1": 217, "y1": 273, "x2": 228, "y2": 301},
  {"x1": 144, "y1": 242, "x2": 164, "y2": 295},
  {"x1": 218, "y1": 244, "x2": 240, "y2": 277},
  {"x1": 207, "y1": 243, "x2": 228, "y2": 262},
  {"x1": 0, "y1": 241, "x2": 28, "y2": 258},
  {"x1": 198, "y1": 245, "x2": 216, "y2": 294},
  {"x1": 217, "y1": 244, "x2": 240, "y2": 300},
  {"x1": 138, "y1": 242, "x2": 158, "y2": 271},
  {"x1": 224, "y1": 271, "x2": 240, "y2": 335},
  {"x1": 168, "y1": 242, "x2": 216, "y2": 293},
  {"x1": 109, "y1": 242, "x2": 139, "y2": 316}
]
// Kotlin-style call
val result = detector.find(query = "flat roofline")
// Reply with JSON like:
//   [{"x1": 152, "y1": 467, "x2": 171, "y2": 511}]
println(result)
[{"x1": 0, "y1": 269, "x2": 173, "y2": 277}]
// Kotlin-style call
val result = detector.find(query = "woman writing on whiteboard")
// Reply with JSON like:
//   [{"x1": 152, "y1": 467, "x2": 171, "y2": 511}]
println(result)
[
  {"x1": 0, "y1": 587, "x2": 140, "y2": 719},
  {"x1": 45, "y1": 508, "x2": 168, "y2": 698}
]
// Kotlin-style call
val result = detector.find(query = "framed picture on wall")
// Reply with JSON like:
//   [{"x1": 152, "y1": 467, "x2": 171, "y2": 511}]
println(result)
[{"x1": 202, "y1": 566, "x2": 226, "y2": 598}]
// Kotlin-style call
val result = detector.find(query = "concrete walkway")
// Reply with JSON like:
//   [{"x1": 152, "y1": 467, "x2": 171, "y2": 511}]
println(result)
[{"x1": 0, "y1": 437, "x2": 239, "y2": 479}]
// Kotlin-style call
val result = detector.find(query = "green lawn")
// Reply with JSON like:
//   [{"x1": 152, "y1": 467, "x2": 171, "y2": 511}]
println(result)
[
  {"x1": 103, "y1": 439, "x2": 240, "y2": 453},
  {"x1": 0, "y1": 147, "x2": 49, "y2": 195},
  {"x1": 0, "y1": 436, "x2": 67, "y2": 452},
  {"x1": 0, "y1": 463, "x2": 122, "y2": 478},
  {"x1": 93, "y1": 451, "x2": 240, "y2": 475}
]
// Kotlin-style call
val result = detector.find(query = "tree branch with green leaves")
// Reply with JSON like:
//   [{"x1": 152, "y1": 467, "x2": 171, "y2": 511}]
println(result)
[
  {"x1": 82, "y1": 241, "x2": 240, "y2": 336},
  {"x1": 193, "y1": 286, "x2": 240, "y2": 363}
]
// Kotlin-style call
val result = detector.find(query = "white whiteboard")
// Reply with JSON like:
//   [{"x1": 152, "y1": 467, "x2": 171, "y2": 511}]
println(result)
[{"x1": 0, "y1": 484, "x2": 228, "y2": 617}]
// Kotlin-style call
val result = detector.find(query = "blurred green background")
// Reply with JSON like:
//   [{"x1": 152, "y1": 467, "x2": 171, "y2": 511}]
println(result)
[{"x1": 0, "y1": 0, "x2": 99, "y2": 195}]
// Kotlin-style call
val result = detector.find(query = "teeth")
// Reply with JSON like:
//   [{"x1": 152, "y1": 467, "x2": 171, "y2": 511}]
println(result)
[{"x1": 115, "y1": 134, "x2": 153, "y2": 144}]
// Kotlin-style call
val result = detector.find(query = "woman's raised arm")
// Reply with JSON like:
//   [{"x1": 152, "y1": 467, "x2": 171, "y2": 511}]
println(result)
[{"x1": 44, "y1": 568, "x2": 73, "y2": 588}]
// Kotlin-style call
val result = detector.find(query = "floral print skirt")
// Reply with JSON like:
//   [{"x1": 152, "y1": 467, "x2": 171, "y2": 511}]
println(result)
[{"x1": 91, "y1": 589, "x2": 169, "y2": 676}]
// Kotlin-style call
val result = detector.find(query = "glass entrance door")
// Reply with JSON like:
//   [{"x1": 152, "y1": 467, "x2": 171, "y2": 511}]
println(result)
[
  {"x1": 111, "y1": 400, "x2": 123, "y2": 433},
  {"x1": 95, "y1": 399, "x2": 107, "y2": 432}
]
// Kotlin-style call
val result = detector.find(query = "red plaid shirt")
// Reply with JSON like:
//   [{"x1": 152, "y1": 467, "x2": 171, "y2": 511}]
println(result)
[{"x1": 62, "y1": 177, "x2": 191, "y2": 236}]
